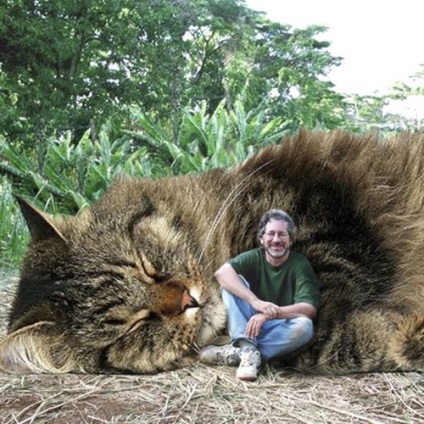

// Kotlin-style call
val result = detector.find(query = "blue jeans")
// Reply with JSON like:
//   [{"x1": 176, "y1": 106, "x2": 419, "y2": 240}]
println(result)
[{"x1": 222, "y1": 279, "x2": 314, "y2": 362}]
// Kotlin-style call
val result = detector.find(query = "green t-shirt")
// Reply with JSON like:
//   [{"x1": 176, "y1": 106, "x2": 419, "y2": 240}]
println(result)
[{"x1": 228, "y1": 248, "x2": 320, "y2": 310}]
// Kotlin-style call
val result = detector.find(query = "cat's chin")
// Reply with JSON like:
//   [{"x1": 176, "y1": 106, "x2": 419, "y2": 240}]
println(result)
[{"x1": 195, "y1": 298, "x2": 227, "y2": 346}]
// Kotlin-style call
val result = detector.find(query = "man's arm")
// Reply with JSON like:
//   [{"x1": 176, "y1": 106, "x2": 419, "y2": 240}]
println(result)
[
  {"x1": 245, "y1": 303, "x2": 317, "y2": 338},
  {"x1": 275, "y1": 302, "x2": 317, "y2": 320},
  {"x1": 214, "y1": 263, "x2": 280, "y2": 316}
]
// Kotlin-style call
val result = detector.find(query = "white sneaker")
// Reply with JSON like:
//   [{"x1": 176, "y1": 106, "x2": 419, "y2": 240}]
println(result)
[
  {"x1": 236, "y1": 348, "x2": 261, "y2": 381},
  {"x1": 199, "y1": 344, "x2": 241, "y2": 366}
]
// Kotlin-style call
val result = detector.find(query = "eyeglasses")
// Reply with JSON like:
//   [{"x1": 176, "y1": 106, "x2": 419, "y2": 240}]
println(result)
[{"x1": 264, "y1": 231, "x2": 289, "y2": 240}]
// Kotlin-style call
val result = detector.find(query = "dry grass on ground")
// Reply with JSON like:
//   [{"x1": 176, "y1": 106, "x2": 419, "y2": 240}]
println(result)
[{"x1": 1, "y1": 274, "x2": 423, "y2": 424}]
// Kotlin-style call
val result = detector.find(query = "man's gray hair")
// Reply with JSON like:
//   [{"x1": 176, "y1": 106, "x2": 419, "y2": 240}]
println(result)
[{"x1": 257, "y1": 209, "x2": 297, "y2": 242}]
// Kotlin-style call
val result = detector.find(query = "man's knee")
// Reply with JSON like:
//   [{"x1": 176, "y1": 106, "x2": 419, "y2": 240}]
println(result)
[
  {"x1": 221, "y1": 276, "x2": 249, "y2": 303},
  {"x1": 289, "y1": 317, "x2": 314, "y2": 344}
]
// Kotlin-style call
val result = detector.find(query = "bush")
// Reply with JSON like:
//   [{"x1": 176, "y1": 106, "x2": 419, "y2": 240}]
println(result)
[
  {"x1": 126, "y1": 99, "x2": 287, "y2": 174},
  {"x1": 0, "y1": 101, "x2": 287, "y2": 267},
  {"x1": 0, "y1": 177, "x2": 29, "y2": 269}
]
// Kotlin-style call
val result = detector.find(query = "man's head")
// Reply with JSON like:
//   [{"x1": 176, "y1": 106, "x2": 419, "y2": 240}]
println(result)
[
  {"x1": 257, "y1": 209, "x2": 296, "y2": 243},
  {"x1": 258, "y1": 209, "x2": 296, "y2": 265}
]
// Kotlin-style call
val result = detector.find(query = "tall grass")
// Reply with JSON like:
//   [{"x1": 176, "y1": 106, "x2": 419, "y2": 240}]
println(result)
[
  {"x1": 127, "y1": 100, "x2": 286, "y2": 174},
  {"x1": 0, "y1": 177, "x2": 29, "y2": 270},
  {"x1": 0, "y1": 127, "x2": 155, "y2": 214}
]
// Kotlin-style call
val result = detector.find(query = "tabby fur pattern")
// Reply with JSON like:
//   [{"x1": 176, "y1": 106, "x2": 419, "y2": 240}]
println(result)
[{"x1": 0, "y1": 130, "x2": 423, "y2": 374}]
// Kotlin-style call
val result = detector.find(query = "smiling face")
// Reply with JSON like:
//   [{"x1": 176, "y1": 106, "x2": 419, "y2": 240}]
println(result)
[{"x1": 260, "y1": 218, "x2": 292, "y2": 266}]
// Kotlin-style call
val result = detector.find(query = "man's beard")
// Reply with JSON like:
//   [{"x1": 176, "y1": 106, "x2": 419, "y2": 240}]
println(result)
[{"x1": 265, "y1": 244, "x2": 290, "y2": 259}]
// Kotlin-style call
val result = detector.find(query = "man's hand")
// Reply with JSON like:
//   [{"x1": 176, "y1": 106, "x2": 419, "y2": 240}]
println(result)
[
  {"x1": 250, "y1": 299, "x2": 280, "y2": 318},
  {"x1": 245, "y1": 313, "x2": 268, "y2": 338}
]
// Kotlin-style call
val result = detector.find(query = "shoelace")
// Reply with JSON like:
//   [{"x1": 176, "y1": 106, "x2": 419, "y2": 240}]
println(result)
[
  {"x1": 219, "y1": 347, "x2": 239, "y2": 363},
  {"x1": 239, "y1": 350, "x2": 259, "y2": 366}
]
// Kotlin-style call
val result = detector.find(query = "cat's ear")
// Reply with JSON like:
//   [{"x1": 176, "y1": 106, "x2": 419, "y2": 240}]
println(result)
[
  {"x1": 15, "y1": 197, "x2": 67, "y2": 243},
  {"x1": 0, "y1": 322, "x2": 75, "y2": 373}
]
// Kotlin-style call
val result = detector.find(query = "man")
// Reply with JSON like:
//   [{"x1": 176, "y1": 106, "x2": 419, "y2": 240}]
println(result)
[{"x1": 199, "y1": 209, "x2": 320, "y2": 381}]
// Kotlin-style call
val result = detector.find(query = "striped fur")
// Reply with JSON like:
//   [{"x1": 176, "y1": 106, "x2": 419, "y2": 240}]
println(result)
[{"x1": 1, "y1": 130, "x2": 423, "y2": 374}]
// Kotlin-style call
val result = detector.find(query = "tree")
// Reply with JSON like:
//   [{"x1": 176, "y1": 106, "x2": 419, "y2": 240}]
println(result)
[
  {"x1": 342, "y1": 68, "x2": 424, "y2": 134},
  {"x1": 0, "y1": 0, "x2": 198, "y2": 141},
  {"x1": 0, "y1": 0, "x2": 346, "y2": 145}
]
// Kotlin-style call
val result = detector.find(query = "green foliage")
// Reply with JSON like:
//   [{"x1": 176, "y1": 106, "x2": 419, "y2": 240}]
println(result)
[
  {"x1": 0, "y1": 129, "x2": 151, "y2": 213},
  {"x1": 241, "y1": 24, "x2": 347, "y2": 130},
  {"x1": 0, "y1": 0, "x2": 347, "y2": 145},
  {"x1": 127, "y1": 99, "x2": 287, "y2": 174},
  {"x1": 0, "y1": 100, "x2": 286, "y2": 215},
  {"x1": 343, "y1": 95, "x2": 389, "y2": 133},
  {"x1": 342, "y1": 68, "x2": 424, "y2": 135},
  {"x1": 383, "y1": 70, "x2": 424, "y2": 130},
  {"x1": 0, "y1": 176, "x2": 29, "y2": 269}
]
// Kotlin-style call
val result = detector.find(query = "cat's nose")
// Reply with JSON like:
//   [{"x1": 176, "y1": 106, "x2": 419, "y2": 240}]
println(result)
[
  {"x1": 181, "y1": 289, "x2": 199, "y2": 310},
  {"x1": 156, "y1": 282, "x2": 199, "y2": 315}
]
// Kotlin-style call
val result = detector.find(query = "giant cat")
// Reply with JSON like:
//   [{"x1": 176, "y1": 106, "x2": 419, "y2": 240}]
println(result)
[{"x1": 0, "y1": 130, "x2": 423, "y2": 374}]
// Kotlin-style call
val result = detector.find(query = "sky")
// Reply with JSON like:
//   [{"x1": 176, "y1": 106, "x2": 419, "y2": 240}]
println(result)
[{"x1": 245, "y1": 0, "x2": 424, "y2": 117}]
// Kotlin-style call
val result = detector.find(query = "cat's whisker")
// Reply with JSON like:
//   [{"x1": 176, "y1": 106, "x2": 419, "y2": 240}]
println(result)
[
  {"x1": 197, "y1": 160, "x2": 274, "y2": 264},
  {"x1": 196, "y1": 258, "x2": 217, "y2": 277},
  {"x1": 191, "y1": 342, "x2": 201, "y2": 353}
]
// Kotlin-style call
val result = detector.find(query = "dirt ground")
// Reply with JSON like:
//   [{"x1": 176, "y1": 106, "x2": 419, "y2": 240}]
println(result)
[{"x1": 1, "y1": 273, "x2": 423, "y2": 424}]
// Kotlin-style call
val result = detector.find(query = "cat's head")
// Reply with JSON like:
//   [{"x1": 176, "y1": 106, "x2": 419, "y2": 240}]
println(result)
[{"x1": 0, "y1": 186, "x2": 227, "y2": 374}]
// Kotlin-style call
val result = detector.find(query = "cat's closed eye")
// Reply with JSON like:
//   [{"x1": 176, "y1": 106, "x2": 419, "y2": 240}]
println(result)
[{"x1": 124, "y1": 309, "x2": 159, "y2": 334}]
